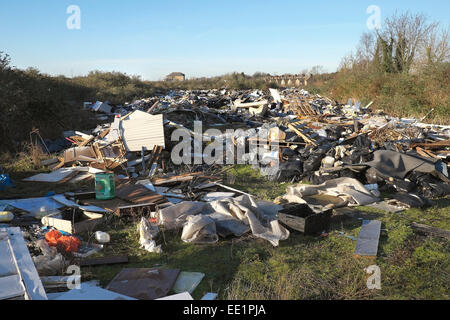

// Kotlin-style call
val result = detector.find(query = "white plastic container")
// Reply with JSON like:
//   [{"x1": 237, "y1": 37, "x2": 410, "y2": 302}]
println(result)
[
  {"x1": 95, "y1": 231, "x2": 110, "y2": 244},
  {"x1": 0, "y1": 211, "x2": 14, "y2": 222}
]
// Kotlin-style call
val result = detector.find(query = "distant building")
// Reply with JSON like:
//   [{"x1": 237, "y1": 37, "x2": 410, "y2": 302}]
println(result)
[
  {"x1": 264, "y1": 74, "x2": 312, "y2": 87},
  {"x1": 165, "y1": 72, "x2": 185, "y2": 82}
]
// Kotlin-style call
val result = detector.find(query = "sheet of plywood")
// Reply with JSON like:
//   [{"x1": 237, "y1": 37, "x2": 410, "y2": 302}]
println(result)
[
  {"x1": 52, "y1": 195, "x2": 109, "y2": 213},
  {"x1": 115, "y1": 183, "x2": 167, "y2": 204},
  {"x1": 63, "y1": 146, "x2": 97, "y2": 164},
  {"x1": 23, "y1": 168, "x2": 80, "y2": 183}
]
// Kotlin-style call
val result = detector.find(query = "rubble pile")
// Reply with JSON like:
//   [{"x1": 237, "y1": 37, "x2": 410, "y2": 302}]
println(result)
[{"x1": 1, "y1": 87, "x2": 449, "y2": 300}]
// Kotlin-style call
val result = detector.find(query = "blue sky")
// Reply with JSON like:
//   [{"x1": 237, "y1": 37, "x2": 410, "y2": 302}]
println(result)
[{"x1": 1, "y1": 0, "x2": 448, "y2": 80}]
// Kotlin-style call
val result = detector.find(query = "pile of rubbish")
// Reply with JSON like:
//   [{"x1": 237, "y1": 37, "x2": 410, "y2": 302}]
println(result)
[{"x1": 1, "y1": 87, "x2": 449, "y2": 300}]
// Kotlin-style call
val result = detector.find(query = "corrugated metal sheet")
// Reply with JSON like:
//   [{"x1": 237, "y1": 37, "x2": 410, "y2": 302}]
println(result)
[
  {"x1": 0, "y1": 228, "x2": 48, "y2": 300},
  {"x1": 121, "y1": 111, "x2": 165, "y2": 152}
]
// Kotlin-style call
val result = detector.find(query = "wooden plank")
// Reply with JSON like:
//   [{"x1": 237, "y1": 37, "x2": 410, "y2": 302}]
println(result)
[
  {"x1": 83, "y1": 198, "x2": 131, "y2": 212},
  {"x1": 354, "y1": 220, "x2": 381, "y2": 257},
  {"x1": 80, "y1": 255, "x2": 129, "y2": 267},
  {"x1": 416, "y1": 147, "x2": 432, "y2": 158},
  {"x1": 115, "y1": 203, "x2": 157, "y2": 217},
  {"x1": 65, "y1": 191, "x2": 96, "y2": 200},
  {"x1": 23, "y1": 167, "x2": 80, "y2": 183},
  {"x1": 98, "y1": 128, "x2": 111, "y2": 139},
  {"x1": 233, "y1": 100, "x2": 268, "y2": 108},
  {"x1": 41, "y1": 158, "x2": 59, "y2": 166},
  {"x1": 152, "y1": 172, "x2": 204, "y2": 186},
  {"x1": 288, "y1": 123, "x2": 316, "y2": 146},
  {"x1": 410, "y1": 139, "x2": 450, "y2": 150},
  {"x1": 146, "y1": 100, "x2": 160, "y2": 114},
  {"x1": 411, "y1": 222, "x2": 450, "y2": 240},
  {"x1": 116, "y1": 183, "x2": 167, "y2": 204},
  {"x1": 79, "y1": 135, "x2": 95, "y2": 147},
  {"x1": 148, "y1": 146, "x2": 163, "y2": 177},
  {"x1": 50, "y1": 157, "x2": 65, "y2": 171}
]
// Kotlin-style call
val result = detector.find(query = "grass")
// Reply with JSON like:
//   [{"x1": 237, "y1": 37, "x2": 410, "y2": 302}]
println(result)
[
  {"x1": 1, "y1": 157, "x2": 449, "y2": 300},
  {"x1": 221, "y1": 164, "x2": 291, "y2": 200},
  {"x1": 307, "y1": 66, "x2": 450, "y2": 125},
  {"x1": 0, "y1": 151, "x2": 93, "y2": 199}
]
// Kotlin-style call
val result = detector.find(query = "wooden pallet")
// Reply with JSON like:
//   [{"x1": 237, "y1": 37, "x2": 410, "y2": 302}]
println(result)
[
  {"x1": 287, "y1": 120, "x2": 317, "y2": 146},
  {"x1": 285, "y1": 97, "x2": 318, "y2": 116}
]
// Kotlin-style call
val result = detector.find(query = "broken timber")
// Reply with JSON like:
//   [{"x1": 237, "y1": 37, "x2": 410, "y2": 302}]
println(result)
[
  {"x1": 411, "y1": 222, "x2": 450, "y2": 240},
  {"x1": 80, "y1": 255, "x2": 129, "y2": 267},
  {"x1": 288, "y1": 120, "x2": 317, "y2": 146}
]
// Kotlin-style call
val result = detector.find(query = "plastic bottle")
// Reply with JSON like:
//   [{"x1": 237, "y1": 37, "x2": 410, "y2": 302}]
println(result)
[{"x1": 0, "y1": 211, "x2": 14, "y2": 222}]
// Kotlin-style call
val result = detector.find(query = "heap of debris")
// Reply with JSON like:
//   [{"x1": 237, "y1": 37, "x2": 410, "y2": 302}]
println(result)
[{"x1": 1, "y1": 87, "x2": 449, "y2": 300}]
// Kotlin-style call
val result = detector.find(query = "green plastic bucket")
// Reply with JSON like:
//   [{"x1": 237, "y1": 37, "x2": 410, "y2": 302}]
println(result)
[{"x1": 95, "y1": 173, "x2": 115, "y2": 200}]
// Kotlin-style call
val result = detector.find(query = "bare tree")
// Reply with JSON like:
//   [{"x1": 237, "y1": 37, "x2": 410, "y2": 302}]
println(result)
[
  {"x1": 338, "y1": 52, "x2": 357, "y2": 71},
  {"x1": 0, "y1": 51, "x2": 11, "y2": 71},
  {"x1": 309, "y1": 65, "x2": 325, "y2": 75},
  {"x1": 377, "y1": 11, "x2": 437, "y2": 73},
  {"x1": 356, "y1": 32, "x2": 377, "y2": 70},
  {"x1": 422, "y1": 26, "x2": 450, "y2": 65}
]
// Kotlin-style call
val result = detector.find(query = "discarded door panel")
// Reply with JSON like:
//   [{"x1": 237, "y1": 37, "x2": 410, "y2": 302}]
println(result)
[{"x1": 120, "y1": 111, "x2": 165, "y2": 152}]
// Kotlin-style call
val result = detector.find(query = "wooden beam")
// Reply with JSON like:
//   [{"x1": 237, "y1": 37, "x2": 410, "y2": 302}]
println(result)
[
  {"x1": 411, "y1": 222, "x2": 450, "y2": 240},
  {"x1": 80, "y1": 255, "x2": 129, "y2": 267},
  {"x1": 288, "y1": 123, "x2": 317, "y2": 146}
]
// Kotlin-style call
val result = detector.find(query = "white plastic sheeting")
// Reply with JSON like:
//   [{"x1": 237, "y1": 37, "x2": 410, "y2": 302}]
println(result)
[
  {"x1": 283, "y1": 177, "x2": 379, "y2": 206},
  {"x1": 157, "y1": 195, "x2": 289, "y2": 247},
  {"x1": 138, "y1": 217, "x2": 162, "y2": 253},
  {"x1": 209, "y1": 195, "x2": 289, "y2": 247},
  {"x1": 157, "y1": 201, "x2": 208, "y2": 230},
  {"x1": 181, "y1": 215, "x2": 218, "y2": 244}
]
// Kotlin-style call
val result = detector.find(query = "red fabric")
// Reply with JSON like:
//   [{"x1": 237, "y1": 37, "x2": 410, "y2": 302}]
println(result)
[
  {"x1": 58, "y1": 235, "x2": 81, "y2": 252},
  {"x1": 45, "y1": 230, "x2": 81, "y2": 252},
  {"x1": 45, "y1": 230, "x2": 62, "y2": 247}
]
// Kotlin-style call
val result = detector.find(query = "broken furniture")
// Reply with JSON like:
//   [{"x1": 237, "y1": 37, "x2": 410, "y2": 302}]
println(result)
[{"x1": 41, "y1": 211, "x2": 104, "y2": 234}]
